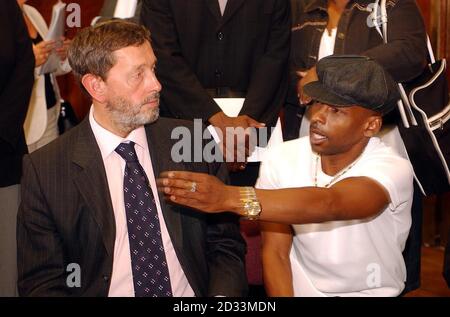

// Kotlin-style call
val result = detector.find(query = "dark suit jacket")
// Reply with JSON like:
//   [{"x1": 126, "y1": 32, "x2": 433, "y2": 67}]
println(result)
[
  {"x1": 140, "y1": 0, "x2": 291, "y2": 128},
  {"x1": 17, "y1": 117, "x2": 247, "y2": 296},
  {"x1": 0, "y1": 0, "x2": 35, "y2": 187}
]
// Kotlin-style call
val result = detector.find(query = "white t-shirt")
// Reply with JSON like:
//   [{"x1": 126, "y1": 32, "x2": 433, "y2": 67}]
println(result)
[{"x1": 256, "y1": 137, "x2": 414, "y2": 296}]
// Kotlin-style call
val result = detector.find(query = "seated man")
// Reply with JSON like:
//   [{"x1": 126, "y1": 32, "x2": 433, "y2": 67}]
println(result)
[
  {"x1": 158, "y1": 55, "x2": 414, "y2": 296},
  {"x1": 17, "y1": 20, "x2": 247, "y2": 297}
]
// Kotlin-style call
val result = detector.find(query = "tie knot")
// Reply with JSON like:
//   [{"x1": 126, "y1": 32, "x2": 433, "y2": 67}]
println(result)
[{"x1": 115, "y1": 142, "x2": 138, "y2": 162}]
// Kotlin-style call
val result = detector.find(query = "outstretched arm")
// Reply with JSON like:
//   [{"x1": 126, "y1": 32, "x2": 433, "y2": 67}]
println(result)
[{"x1": 157, "y1": 171, "x2": 390, "y2": 224}]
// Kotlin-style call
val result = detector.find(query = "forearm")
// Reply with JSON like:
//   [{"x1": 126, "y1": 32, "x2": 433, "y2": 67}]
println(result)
[
  {"x1": 262, "y1": 249, "x2": 294, "y2": 297},
  {"x1": 226, "y1": 186, "x2": 335, "y2": 224}
]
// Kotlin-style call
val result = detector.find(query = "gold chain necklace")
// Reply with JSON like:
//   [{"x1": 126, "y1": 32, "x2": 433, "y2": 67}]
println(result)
[{"x1": 313, "y1": 153, "x2": 363, "y2": 188}]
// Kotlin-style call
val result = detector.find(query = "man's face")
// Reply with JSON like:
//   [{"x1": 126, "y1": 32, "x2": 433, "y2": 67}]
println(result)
[
  {"x1": 308, "y1": 102, "x2": 378, "y2": 156},
  {"x1": 103, "y1": 41, "x2": 162, "y2": 135}
]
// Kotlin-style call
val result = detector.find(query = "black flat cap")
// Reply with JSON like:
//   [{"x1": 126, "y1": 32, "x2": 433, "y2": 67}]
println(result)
[{"x1": 303, "y1": 55, "x2": 400, "y2": 114}]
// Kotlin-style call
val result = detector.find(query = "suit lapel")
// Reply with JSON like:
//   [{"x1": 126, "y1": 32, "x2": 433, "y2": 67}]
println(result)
[
  {"x1": 71, "y1": 118, "x2": 116, "y2": 256},
  {"x1": 205, "y1": 0, "x2": 221, "y2": 22},
  {"x1": 220, "y1": 0, "x2": 245, "y2": 27},
  {"x1": 145, "y1": 123, "x2": 183, "y2": 250}
]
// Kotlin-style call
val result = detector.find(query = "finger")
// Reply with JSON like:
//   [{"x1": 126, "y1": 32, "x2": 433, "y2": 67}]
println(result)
[
  {"x1": 245, "y1": 117, "x2": 265, "y2": 128},
  {"x1": 43, "y1": 40, "x2": 56, "y2": 49},
  {"x1": 300, "y1": 94, "x2": 312, "y2": 106},
  {"x1": 162, "y1": 187, "x2": 201, "y2": 200},
  {"x1": 160, "y1": 170, "x2": 208, "y2": 183},
  {"x1": 167, "y1": 195, "x2": 205, "y2": 211},
  {"x1": 158, "y1": 178, "x2": 197, "y2": 191}
]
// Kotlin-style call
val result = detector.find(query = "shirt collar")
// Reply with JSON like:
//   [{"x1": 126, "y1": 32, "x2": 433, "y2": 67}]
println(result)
[{"x1": 89, "y1": 106, "x2": 149, "y2": 160}]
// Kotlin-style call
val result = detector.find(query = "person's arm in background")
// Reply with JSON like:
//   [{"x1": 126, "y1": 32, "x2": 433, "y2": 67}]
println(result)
[
  {"x1": 238, "y1": 0, "x2": 291, "y2": 123},
  {"x1": 205, "y1": 159, "x2": 248, "y2": 297},
  {"x1": 362, "y1": 0, "x2": 427, "y2": 83},
  {"x1": 0, "y1": 1, "x2": 34, "y2": 153},
  {"x1": 261, "y1": 222, "x2": 294, "y2": 296}
]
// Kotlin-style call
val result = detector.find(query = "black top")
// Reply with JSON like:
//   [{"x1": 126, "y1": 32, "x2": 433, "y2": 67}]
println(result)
[
  {"x1": 32, "y1": 33, "x2": 57, "y2": 109},
  {"x1": 0, "y1": 0, "x2": 35, "y2": 186}
]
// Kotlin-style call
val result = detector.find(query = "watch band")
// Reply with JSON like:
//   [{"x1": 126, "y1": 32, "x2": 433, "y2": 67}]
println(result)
[{"x1": 239, "y1": 187, "x2": 262, "y2": 220}]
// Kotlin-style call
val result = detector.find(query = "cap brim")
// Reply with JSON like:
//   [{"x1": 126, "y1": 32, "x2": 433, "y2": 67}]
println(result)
[{"x1": 303, "y1": 81, "x2": 355, "y2": 107}]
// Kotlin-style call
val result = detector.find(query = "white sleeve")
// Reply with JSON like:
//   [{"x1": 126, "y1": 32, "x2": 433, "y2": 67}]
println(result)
[
  {"x1": 358, "y1": 155, "x2": 414, "y2": 212},
  {"x1": 255, "y1": 148, "x2": 280, "y2": 190}
]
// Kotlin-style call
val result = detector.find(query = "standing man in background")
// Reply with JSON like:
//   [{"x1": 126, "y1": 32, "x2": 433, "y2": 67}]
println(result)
[
  {"x1": 140, "y1": 0, "x2": 291, "y2": 296},
  {"x1": 0, "y1": 0, "x2": 35, "y2": 297}
]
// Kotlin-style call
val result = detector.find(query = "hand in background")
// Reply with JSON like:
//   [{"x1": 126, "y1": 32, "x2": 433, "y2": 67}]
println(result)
[
  {"x1": 296, "y1": 66, "x2": 318, "y2": 106},
  {"x1": 209, "y1": 111, "x2": 264, "y2": 171},
  {"x1": 55, "y1": 36, "x2": 71, "y2": 61},
  {"x1": 33, "y1": 40, "x2": 55, "y2": 67}
]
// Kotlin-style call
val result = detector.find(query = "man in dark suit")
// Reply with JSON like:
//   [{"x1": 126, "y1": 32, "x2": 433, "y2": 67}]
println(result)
[
  {"x1": 140, "y1": 0, "x2": 290, "y2": 141},
  {"x1": 140, "y1": 0, "x2": 290, "y2": 295},
  {"x1": 0, "y1": 0, "x2": 34, "y2": 297},
  {"x1": 17, "y1": 20, "x2": 247, "y2": 297}
]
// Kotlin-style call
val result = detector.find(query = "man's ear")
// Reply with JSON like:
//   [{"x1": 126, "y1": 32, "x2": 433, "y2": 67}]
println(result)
[
  {"x1": 363, "y1": 115, "x2": 382, "y2": 137},
  {"x1": 81, "y1": 74, "x2": 107, "y2": 104}
]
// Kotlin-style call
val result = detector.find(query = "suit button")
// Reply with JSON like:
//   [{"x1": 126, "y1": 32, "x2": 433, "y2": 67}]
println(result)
[
  {"x1": 217, "y1": 31, "x2": 224, "y2": 40},
  {"x1": 214, "y1": 69, "x2": 222, "y2": 78},
  {"x1": 103, "y1": 275, "x2": 109, "y2": 282},
  {"x1": 337, "y1": 32, "x2": 345, "y2": 40}
]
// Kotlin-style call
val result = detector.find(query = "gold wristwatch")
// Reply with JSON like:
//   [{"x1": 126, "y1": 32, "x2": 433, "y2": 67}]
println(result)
[{"x1": 239, "y1": 187, "x2": 262, "y2": 220}]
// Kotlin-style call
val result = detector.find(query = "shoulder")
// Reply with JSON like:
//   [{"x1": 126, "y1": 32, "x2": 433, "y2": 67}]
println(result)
[
  {"x1": 26, "y1": 121, "x2": 85, "y2": 167},
  {"x1": 356, "y1": 138, "x2": 414, "y2": 208},
  {"x1": 360, "y1": 138, "x2": 412, "y2": 173}
]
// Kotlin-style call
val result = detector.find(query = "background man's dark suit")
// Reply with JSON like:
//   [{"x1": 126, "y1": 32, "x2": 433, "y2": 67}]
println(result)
[
  {"x1": 17, "y1": 117, "x2": 247, "y2": 296},
  {"x1": 140, "y1": 0, "x2": 291, "y2": 128},
  {"x1": 0, "y1": 0, "x2": 34, "y2": 187}
]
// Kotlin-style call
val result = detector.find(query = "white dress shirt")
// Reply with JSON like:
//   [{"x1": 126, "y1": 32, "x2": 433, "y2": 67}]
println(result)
[
  {"x1": 113, "y1": 0, "x2": 138, "y2": 18},
  {"x1": 89, "y1": 107, "x2": 195, "y2": 297},
  {"x1": 218, "y1": 0, "x2": 227, "y2": 15}
]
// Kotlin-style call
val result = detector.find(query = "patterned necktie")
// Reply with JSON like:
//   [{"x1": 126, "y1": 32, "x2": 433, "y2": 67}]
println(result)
[{"x1": 115, "y1": 142, "x2": 173, "y2": 297}]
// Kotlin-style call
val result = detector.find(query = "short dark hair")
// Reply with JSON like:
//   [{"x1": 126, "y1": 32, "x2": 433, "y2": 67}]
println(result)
[{"x1": 68, "y1": 20, "x2": 151, "y2": 93}]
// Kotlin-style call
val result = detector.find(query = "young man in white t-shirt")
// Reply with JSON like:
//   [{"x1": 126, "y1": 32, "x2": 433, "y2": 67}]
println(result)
[{"x1": 157, "y1": 55, "x2": 414, "y2": 296}]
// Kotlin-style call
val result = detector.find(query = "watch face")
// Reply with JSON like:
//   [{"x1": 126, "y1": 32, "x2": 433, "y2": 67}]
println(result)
[{"x1": 246, "y1": 201, "x2": 261, "y2": 218}]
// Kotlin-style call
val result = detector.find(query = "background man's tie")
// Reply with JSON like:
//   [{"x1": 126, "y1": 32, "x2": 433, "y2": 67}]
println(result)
[{"x1": 115, "y1": 142, "x2": 173, "y2": 297}]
